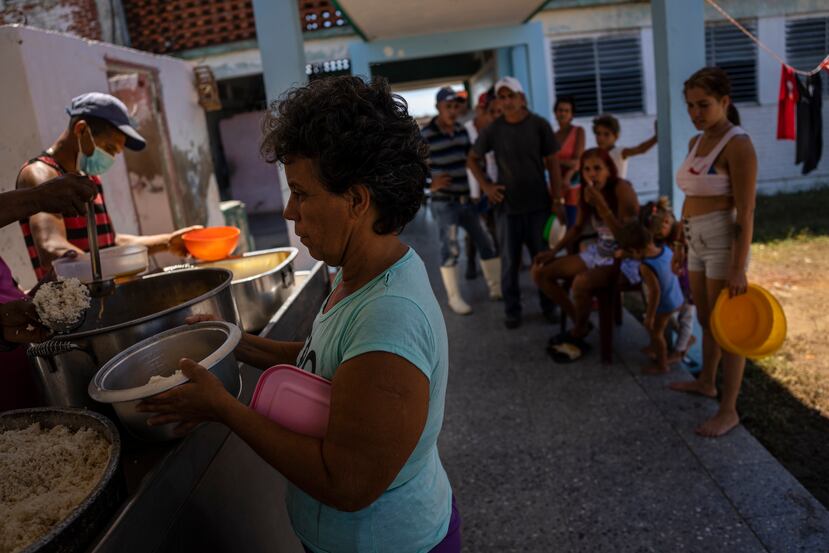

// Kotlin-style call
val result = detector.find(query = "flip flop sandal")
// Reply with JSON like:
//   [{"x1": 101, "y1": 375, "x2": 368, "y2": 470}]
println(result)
[
  {"x1": 548, "y1": 342, "x2": 584, "y2": 363},
  {"x1": 547, "y1": 331, "x2": 571, "y2": 347},
  {"x1": 546, "y1": 322, "x2": 595, "y2": 348}
]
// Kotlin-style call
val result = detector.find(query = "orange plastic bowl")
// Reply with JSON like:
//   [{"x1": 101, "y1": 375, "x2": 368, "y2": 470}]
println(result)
[
  {"x1": 711, "y1": 283, "x2": 786, "y2": 359},
  {"x1": 182, "y1": 226, "x2": 240, "y2": 261}
]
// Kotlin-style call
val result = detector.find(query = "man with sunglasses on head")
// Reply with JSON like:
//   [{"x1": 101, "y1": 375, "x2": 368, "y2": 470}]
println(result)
[{"x1": 15, "y1": 92, "x2": 199, "y2": 280}]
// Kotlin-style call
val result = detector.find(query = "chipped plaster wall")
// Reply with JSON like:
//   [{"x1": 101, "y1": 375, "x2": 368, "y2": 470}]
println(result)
[{"x1": 0, "y1": 25, "x2": 223, "y2": 289}]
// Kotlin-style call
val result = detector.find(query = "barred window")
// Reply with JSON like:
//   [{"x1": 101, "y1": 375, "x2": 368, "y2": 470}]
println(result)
[
  {"x1": 705, "y1": 21, "x2": 758, "y2": 103},
  {"x1": 552, "y1": 35, "x2": 644, "y2": 117},
  {"x1": 787, "y1": 16, "x2": 829, "y2": 95}
]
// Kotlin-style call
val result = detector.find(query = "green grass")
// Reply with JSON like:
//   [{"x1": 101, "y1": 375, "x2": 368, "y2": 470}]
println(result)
[{"x1": 753, "y1": 186, "x2": 829, "y2": 243}]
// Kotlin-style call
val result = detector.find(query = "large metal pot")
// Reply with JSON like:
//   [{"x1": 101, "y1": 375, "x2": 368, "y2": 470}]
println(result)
[
  {"x1": 88, "y1": 321, "x2": 242, "y2": 441},
  {"x1": 0, "y1": 407, "x2": 123, "y2": 553},
  {"x1": 27, "y1": 268, "x2": 238, "y2": 409},
  {"x1": 167, "y1": 247, "x2": 297, "y2": 332}
]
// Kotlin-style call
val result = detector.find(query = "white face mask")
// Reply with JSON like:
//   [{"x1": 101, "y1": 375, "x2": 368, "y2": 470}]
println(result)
[{"x1": 77, "y1": 128, "x2": 116, "y2": 176}]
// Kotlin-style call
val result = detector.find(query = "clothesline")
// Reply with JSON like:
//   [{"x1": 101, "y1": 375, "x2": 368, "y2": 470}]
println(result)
[{"x1": 705, "y1": 0, "x2": 829, "y2": 77}]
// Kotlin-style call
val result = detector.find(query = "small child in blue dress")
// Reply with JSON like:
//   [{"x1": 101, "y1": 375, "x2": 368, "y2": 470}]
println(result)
[{"x1": 617, "y1": 222, "x2": 684, "y2": 374}]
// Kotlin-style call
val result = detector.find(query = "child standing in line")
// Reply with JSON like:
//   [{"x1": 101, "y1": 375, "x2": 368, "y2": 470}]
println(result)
[
  {"x1": 592, "y1": 114, "x2": 657, "y2": 178},
  {"x1": 640, "y1": 198, "x2": 697, "y2": 364},
  {"x1": 617, "y1": 222, "x2": 684, "y2": 374}
]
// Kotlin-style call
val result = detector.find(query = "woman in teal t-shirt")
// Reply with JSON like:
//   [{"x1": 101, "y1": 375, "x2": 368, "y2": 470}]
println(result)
[{"x1": 138, "y1": 76, "x2": 460, "y2": 553}]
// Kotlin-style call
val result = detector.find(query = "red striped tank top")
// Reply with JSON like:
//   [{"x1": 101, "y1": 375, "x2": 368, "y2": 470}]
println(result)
[{"x1": 18, "y1": 154, "x2": 115, "y2": 280}]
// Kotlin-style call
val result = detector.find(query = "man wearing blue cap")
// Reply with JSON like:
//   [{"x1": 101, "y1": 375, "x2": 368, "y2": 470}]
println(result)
[
  {"x1": 16, "y1": 92, "x2": 199, "y2": 279},
  {"x1": 421, "y1": 87, "x2": 500, "y2": 315}
]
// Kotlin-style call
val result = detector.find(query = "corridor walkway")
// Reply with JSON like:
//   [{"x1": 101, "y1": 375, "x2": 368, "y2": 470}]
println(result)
[{"x1": 402, "y1": 206, "x2": 829, "y2": 552}]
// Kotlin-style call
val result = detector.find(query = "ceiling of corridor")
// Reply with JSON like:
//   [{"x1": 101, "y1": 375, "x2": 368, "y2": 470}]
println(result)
[{"x1": 335, "y1": 0, "x2": 547, "y2": 40}]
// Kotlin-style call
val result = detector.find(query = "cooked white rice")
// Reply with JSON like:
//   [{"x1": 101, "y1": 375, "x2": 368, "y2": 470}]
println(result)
[
  {"x1": 147, "y1": 370, "x2": 183, "y2": 385},
  {"x1": 32, "y1": 278, "x2": 91, "y2": 331},
  {"x1": 0, "y1": 423, "x2": 111, "y2": 553}
]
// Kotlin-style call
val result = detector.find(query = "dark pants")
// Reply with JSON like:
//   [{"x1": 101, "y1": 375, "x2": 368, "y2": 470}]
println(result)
[
  {"x1": 495, "y1": 206, "x2": 557, "y2": 318},
  {"x1": 432, "y1": 199, "x2": 497, "y2": 267}
]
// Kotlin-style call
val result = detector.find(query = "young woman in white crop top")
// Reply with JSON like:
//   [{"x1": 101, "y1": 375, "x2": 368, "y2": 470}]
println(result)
[{"x1": 669, "y1": 67, "x2": 758, "y2": 439}]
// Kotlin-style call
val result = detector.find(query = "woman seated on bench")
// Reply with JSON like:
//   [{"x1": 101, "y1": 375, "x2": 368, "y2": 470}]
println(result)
[{"x1": 531, "y1": 148, "x2": 640, "y2": 363}]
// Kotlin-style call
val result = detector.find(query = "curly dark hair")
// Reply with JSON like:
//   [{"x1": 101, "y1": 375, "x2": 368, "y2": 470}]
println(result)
[
  {"x1": 616, "y1": 221, "x2": 651, "y2": 252},
  {"x1": 260, "y1": 76, "x2": 428, "y2": 235}
]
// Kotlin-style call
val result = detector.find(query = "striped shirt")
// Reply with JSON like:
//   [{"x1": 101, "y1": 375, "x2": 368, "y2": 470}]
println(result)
[
  {"x1": 18, "y1": 154, "x2": 115, "y2": 280},
  {"x1": 421, "y1": 118, "x2": 471, "y2": 196}
]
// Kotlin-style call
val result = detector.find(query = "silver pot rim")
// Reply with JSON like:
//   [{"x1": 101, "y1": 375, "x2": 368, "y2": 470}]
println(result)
[
  {"x1": 184, "y1": 247, "x2": 297, "y2": 284},
  {"x1": 56, "y1": 267, "x2": 233, "y2": 340},
  {"x1": 231, "y1": 247, "x2": 298, "y2": 284},
  {"x1": 88, "y1": 321, "x2": 241, "y2": 403}
]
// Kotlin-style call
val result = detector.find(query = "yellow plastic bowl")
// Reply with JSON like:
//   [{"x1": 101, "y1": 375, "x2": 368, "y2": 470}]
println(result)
[
  {"x1": 748, "y1": 285, "x2": 787, "y2": 359},
  {"x1": 711, "y1": 283, "x2": 786, "y2": 359}
]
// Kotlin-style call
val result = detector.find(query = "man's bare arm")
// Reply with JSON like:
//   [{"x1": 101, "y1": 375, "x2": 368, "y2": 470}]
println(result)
[{"x1": 17, "y1": 164, "x2": 84, "y2": 268}]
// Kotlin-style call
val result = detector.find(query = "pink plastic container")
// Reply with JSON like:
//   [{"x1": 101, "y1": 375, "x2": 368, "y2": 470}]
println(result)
[{"x1": 250, "y1": 364, "x2": 331, "y2": 438}]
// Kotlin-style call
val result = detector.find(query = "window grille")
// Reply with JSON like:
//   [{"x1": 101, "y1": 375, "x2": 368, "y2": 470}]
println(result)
[
  {"x1": 705, "y1": 21, "x2": 758, "y2": 103},
  {"x1": 786, "y1": 16, "x2": 829, "y2": 95},
  {"x1": 552, "y1": 35, "x2": 643, "y2": 117}
]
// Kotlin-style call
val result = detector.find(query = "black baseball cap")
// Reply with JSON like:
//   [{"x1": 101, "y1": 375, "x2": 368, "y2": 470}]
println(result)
[
  {"x1": 66, "y1": 92, "x2": 146, "y2": 151},
  {"x1": 436, "y1": 87, "x2": 459, "y2": 103}
]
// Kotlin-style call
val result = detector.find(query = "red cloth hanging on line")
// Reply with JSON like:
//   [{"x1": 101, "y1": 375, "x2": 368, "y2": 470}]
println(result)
[{"x1": 777, "y1": 65, "x2": 798, "y2": 141}]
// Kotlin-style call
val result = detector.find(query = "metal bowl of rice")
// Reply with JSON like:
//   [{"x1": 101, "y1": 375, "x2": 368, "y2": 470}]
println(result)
[
  {"x1": 88, "y1": 321, "x2": 242, "y2": 441},
  {"x1": 0, "y1": 407, "x2": 122, "y2": 553}
]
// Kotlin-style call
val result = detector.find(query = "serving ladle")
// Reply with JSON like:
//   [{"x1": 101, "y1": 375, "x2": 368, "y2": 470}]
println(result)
[{"x1": 85, "y1": 199, "x2": 115, "y2": 298}]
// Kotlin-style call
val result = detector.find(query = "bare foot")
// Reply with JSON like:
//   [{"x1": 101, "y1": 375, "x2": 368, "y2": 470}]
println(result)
[
  {"x1": 695, "y1": 410, "x2": 740, "y2": 437},
  {"x1": 641, "y1": 363, "x2": 669, "y2": 375},
  {"x1": 667, "y1": 335, "x2": 698, "y2": 364},
  {"x1": 669, "y1": 379, "x2": 717, "y2": 398}
]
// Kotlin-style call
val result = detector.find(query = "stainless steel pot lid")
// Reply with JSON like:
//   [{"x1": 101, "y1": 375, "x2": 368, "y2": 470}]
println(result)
[{"x1": 88, "y1": 321, "x2": 241, "y2": 403}]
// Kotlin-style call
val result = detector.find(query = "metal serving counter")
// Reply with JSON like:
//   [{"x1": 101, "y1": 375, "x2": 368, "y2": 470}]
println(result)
[{"x1": 87, "y1": 262, "x2": 330, "y2": 553}]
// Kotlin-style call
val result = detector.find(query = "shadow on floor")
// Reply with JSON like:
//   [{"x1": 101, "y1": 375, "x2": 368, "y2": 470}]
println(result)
[{"x1": 739, "y1": 359, "x2": 829, "y2": 509}]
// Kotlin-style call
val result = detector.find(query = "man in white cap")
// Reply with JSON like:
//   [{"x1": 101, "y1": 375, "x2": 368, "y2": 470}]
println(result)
[
  {"x1": 16, "y1": 92, "x2": 199, "y2": 280},
  {"x1": 467, "y1": 77, "x2": 564, "y2": 329}
]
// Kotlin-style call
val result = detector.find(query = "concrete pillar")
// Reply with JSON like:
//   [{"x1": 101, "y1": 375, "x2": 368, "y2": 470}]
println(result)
[
  {"x1": 251, "y1": 0, "x2": 307, "y2": 104},
  {"x1": 496, "y1": 48, "x2": 512, "y2": 80},
  {"x1": 757, "y1": 17, "x2": 786, "y2": 106},
  {"x1": 251, "y1": 0, "x2": 312, "y2": 265},
  {"x1": 525, "y1": 22, "x2": 551, "y2": 120},
  {"x1": 651, "y1": 0, "x2": 705, "y2": 213},
  {"x1": 510, "y1": 45, "x2": 530, "y2": 99}
]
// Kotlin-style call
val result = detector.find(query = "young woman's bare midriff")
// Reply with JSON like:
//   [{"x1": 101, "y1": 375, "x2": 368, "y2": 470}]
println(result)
[{"x1": 682, "y1": 195, "x2": 734, "y2": 218}]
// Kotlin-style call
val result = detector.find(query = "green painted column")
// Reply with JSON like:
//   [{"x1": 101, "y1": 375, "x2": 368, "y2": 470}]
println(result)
[{"x1": 651, "y1": 0, "x2": 705, "y2": 212}]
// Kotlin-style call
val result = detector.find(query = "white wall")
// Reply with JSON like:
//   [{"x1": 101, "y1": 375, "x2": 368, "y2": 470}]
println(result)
[
  {"x1": 536, "y1": 4, "x2": 829, "y2": 202},
  {"x1": 0, "y1": 25, "x2": 224, "y2": 289}
]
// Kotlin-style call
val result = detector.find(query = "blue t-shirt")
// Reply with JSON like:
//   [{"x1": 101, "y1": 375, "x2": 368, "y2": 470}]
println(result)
[{"x1": 288, "y1": 248, "x2": 452, "y2": 553}]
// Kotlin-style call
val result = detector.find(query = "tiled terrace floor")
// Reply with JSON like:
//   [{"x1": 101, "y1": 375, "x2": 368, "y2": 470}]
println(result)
[{"x1": 398, "y1": 206, "x2": 829, "y2": 553}]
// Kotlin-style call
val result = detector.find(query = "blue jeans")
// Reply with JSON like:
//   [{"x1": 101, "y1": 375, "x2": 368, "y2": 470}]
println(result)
[
  {"x1": 495, "y1": 206, "x2": 557, "y2": 318},
  {"x1": 432, "y1": 200, "x2": 497, "y2": 267}
]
